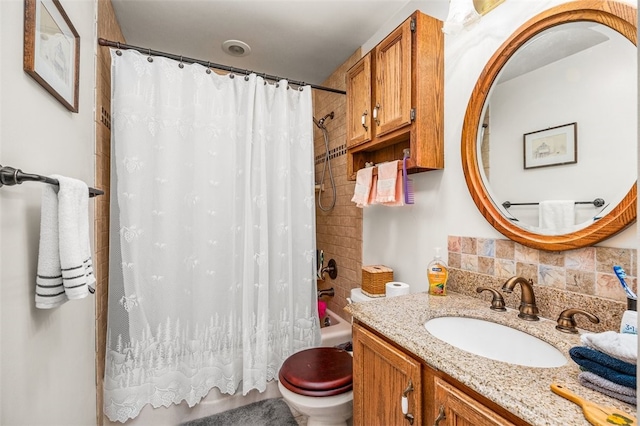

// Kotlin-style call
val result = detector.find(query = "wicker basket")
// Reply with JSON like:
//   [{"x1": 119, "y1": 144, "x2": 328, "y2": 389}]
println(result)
[{"x1": 361, "y1": 265, "x2": 393, "y2": 297}]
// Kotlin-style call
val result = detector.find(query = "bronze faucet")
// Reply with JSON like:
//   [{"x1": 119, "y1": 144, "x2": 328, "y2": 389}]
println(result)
[
  {"x1": 556, "y1": 308, "x2": 600, "y2": 334},
  {"x1": 501, "y1": 276, "x2": 539, "y2": 321},
  {"x1": 476, "y1": 287, "x2": 506, "y2": 311}
]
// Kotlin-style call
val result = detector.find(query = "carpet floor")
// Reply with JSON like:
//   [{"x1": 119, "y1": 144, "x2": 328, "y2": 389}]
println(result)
[{"x1": 180, "y1": 398, "x2": 298, "y2": 426}]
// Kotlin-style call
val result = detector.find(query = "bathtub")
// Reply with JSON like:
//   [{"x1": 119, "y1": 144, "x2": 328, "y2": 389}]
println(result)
[{"x1": 320, "y1": 308, "x2": 352, "y2": 347}]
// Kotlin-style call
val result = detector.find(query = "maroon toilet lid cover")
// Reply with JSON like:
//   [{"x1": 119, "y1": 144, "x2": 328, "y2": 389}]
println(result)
[{"x1": 279, "y1": 347, "x2": 353, "y2": 397}]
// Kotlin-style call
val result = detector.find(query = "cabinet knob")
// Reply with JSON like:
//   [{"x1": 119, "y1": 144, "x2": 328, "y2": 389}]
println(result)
[
  {"x1": 434, "y1": 405, "x2": 446, "y2": 425},
  {"x1": 361, "y1": 110, "x2": 368, "y2": 131}
]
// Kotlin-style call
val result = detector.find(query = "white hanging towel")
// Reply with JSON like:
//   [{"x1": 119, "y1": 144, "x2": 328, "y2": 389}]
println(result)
[
  {"x1": 35, "y1": 184, "x2": 67, "y2": 308},
  {"x1": 539, "y1": 200, "x2": 575, "y2": 233},
  {"x1": 56, "y1": 175, "x2": 95, "y2": 299},
  {"x1": 35, "y1": 175, "x2": 95, "y2": 308}
]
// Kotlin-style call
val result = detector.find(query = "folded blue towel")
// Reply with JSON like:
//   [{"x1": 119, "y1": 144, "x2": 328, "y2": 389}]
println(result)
[{"x1": 570, "y1": 346, "x2": 637, "y2": 389}]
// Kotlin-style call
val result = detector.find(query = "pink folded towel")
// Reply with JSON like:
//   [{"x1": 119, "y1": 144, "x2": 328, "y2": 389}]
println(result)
[
  {"x1": 382, "y1": 170, "x2": 404, "y2": 206},
  {"x1": 351, "y1": 166, "x2": 374, "y2": 208},
  {"x1": 369, "y1": 174, "x2": 378, "y2": 205},
  {"x1": 375, "y1": 161, "x2": 400, "y2": 203}
]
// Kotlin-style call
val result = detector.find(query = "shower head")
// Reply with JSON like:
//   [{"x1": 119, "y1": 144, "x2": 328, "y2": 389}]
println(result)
[{"x1": 314, "y1": 111, "x2": 334, "y2": 128}]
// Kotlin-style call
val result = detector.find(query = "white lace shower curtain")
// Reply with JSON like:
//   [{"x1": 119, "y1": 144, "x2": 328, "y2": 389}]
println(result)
[{"x1": 104, "y1": 49, "x2": 320, "y2": 422}]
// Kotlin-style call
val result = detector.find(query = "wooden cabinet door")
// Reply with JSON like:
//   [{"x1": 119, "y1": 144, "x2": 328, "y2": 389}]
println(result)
[
  {"x1": 346, "y1": 53, "x2": 372, "y2": 148},
  {"x1": 353, "y1": 323, "x2": 422, "y2": 426},
  {"x1": 433, "y1": 376, "x2": 518, "y2": 426},
  {"x1": 374, "y1": 16, "x2": 412, "y2": 137}
]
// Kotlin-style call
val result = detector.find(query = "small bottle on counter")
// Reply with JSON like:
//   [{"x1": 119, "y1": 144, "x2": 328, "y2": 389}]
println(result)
[
  {"x1": 428, "y1": 247, "x2": 448, "y2": 296},
  {"x1": 620, "y1": 297, "x2": 637, "y2": 335}
]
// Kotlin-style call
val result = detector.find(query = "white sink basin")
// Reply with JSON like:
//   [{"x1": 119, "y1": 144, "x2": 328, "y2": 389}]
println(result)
[{"x1": 424, "y1": 316, "x2": 566, "y2": 368}]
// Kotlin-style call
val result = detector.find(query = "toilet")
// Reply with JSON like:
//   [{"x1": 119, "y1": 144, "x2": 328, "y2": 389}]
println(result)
[
  {"x1": 349, "y1": 287, "x2": 377, "y2": 303},
  {"x1": 278, "y1": 347, "x2": 353, "y2": 426}
]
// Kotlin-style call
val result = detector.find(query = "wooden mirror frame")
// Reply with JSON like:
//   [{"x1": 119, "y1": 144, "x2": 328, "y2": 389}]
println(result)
[{"x1": 461, "y1": 0, "x2": 637, "y2": 251}]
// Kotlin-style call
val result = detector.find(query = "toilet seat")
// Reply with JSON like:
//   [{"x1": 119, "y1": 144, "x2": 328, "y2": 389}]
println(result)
[{"x1": 279, "y1": 347, "x2": 353, "y2": 397}]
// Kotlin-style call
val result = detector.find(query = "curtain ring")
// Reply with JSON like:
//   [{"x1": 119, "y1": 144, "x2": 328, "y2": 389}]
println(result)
[
  {"x1": 299, "y1": 82, "x2": 305, "y2": 91},
  {"x1": 206, "y1": 61, "x2": 212, "y2": 74},
  {"x1": 178, "y1": 55, "x2": 184, "y2": 69},
  {"x1": 244, "y1": 70, "x2": 251, "y2": 81},
  {"x1": 263, "y1": 73, "x2": 268, "y2": 85},
  {"x1": 115, "y1": 42, "x2": 122, "y2": 56},
  {"x1": 147, "y1": 48, "x2": 153, "y2": 62}
]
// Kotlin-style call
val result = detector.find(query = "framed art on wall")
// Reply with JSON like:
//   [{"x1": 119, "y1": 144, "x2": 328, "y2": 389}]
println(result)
[
  {"x1": 24, "y1": 0, "x2": 80, "y2": 112},
  {"x1": 523, "y1": 122, "x2": 577, "y2": 169}
]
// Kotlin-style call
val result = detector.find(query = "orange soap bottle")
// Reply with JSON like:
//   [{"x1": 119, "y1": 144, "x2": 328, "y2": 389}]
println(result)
[{"x1": 428, "y1": 248, "x2": 448, "y2": 296}]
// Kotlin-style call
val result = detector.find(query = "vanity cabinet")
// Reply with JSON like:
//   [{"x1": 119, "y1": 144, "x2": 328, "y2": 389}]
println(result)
[
  {"x1": 352, "y1": 322, "x2": 529, "y2": 426},
  {"x1": 352, "y1": 323, "x2": 422, "y2": 426},
  {"x1": 346, "y1": 10, "x2": 444, "y2": 180},
  {"x1": 433, "y1": 376, "x2": 519, "y2": 426}
]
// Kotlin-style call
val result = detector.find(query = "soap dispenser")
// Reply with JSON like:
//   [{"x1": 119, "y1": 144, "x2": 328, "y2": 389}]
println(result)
[{"x1": 428, "y1": 247, "x2": 448, "y2": 296}]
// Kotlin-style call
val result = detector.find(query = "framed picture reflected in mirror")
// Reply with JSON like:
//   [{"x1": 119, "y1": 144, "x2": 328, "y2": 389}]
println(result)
[{"x1": 523, "y1": 122, "x2": 577, "y2": 169}]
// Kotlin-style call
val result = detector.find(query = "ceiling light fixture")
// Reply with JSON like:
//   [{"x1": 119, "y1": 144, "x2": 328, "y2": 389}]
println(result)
[
  {"x1": 442, "y1": 0, "x2": 505, "y2": 35},
  {"x1": 222, "y1": 40, "x2": 251, "y2": 57}
]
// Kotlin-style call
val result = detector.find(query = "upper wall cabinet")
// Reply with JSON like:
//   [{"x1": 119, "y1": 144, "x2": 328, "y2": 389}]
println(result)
[{"x1": 346, "y1": 11, "x2": 444, "y2": 180}]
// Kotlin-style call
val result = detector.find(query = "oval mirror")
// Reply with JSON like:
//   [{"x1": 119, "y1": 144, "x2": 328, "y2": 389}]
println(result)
[{"x1": 461, "y1": 1, "x2": 637, "y2": 251}]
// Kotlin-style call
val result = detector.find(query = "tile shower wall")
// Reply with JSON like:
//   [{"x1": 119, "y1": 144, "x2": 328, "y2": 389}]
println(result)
[
  {"x1": 313, "y1": 50, "x2": 363, "y2": 321},
  {"x1": 95, "y1": 1, "x2": 125, "y2": 424},
  {"x1": 447, "y1": 235, "x2": 637, "y2": 332}
]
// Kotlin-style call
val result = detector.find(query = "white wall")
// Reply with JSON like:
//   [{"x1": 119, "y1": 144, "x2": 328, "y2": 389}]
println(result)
[
  {"x1": 363, "y1": 0, "x2": 638, "y2": 294},
  {"x1": 0, "y1": 1, "x2": 97, "y2": 424}
]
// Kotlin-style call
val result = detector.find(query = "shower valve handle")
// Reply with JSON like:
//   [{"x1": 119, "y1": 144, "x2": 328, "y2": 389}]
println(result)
[{"x1": 361, "y1": 111, "x2": 368, "y2": 131}]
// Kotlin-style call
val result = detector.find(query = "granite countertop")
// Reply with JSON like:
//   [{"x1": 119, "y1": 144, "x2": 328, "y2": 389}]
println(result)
[{"x1": 345, "y1": 291, "x2": 637, "y2": 426}]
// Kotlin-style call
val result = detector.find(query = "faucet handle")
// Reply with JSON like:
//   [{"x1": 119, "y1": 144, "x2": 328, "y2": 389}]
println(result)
[
  {"x1": 556, "y1": 308, "x2": 600, "y2": 334},
  {"x1": 476, "y1": 287, "x2": 507, "y2": 311}
]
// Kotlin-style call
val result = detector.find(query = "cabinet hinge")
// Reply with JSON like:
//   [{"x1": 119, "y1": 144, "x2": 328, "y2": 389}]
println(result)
[
  {"x1": 410, "y1": 18, "x2": 416, "y2": 32},
  {"x1": 410, "y1": 108, "x2": 416, "y2": 121}
]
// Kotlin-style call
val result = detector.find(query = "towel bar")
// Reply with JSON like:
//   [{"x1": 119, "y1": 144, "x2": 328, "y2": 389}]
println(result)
[
  {"x1": 502, "y1": 198, "x2": 604, "y2": 209},
  {"x1": 0, "y1": 164, "x2": 104, "y2": 198}
]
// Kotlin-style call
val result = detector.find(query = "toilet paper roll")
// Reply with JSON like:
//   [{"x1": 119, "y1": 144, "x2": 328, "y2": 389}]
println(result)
[{"x1": 385, "y1": 281, "x2": 410, "y2": 298}]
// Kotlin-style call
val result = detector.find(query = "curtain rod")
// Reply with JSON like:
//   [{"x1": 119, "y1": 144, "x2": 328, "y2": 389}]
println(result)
[{"x1": 98, "y1": 38, "x2": 346, "y2": 95}]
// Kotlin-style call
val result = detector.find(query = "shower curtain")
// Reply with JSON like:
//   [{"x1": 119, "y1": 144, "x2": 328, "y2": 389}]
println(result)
[{"x1": 104, "y1": 49, "x2": 320, "y2": 422}]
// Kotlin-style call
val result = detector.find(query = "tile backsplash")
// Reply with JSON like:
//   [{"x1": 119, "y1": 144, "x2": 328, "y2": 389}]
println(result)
[{"x1": 447, "y1": 235, "x2": 637, "y2": 332}]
